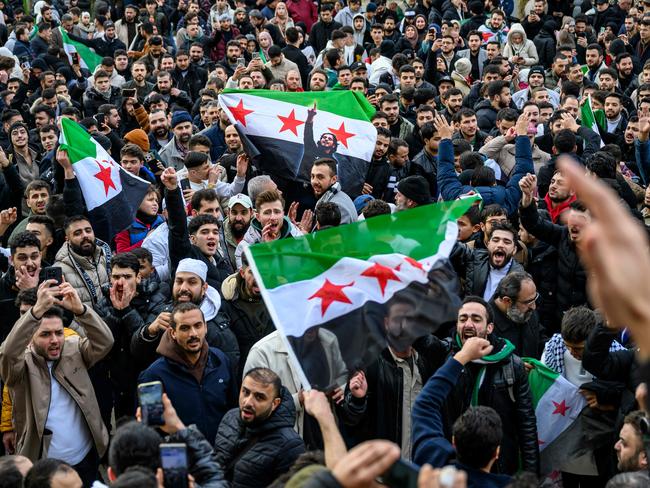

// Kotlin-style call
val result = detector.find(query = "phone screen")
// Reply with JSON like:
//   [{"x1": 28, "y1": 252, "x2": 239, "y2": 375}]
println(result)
[
  {"x1": 123, "y1": 88, "x2": 136, "y2": 98},
  {"x1": 95, "y1": 114, "x2": 105, "y2": 126},
  {"x1": 160, "y1": 444, "x2": 189, "y2": 488},
  {"x1": 180, "y1": 179, "x2": 192, "y2": 191},
  {"x1": 138, "y1": 381, "x2": 164, "y2": 426},
  {"x1": 39, "y1": 266, "x2": 62, "y2": 285}
]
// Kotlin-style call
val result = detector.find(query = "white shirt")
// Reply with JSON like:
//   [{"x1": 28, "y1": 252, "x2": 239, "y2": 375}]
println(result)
[
  {"x1": 44, "y1": 361, "x2": 93, "y2": 465},
  {"x1": 483, "y1": 260, "x2": 513, "y2": 301}
]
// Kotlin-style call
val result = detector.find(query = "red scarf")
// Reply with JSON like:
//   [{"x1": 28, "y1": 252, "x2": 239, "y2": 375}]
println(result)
[{"x1": 544, "y1": 193, "x2": 577, "y2": 223}]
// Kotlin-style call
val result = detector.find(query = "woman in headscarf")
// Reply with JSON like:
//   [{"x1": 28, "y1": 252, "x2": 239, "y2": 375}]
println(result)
[
  {"x1": 414, "y1": 14, "x2": 428, "y2": 42},
  {"x1": 270, "y1": 2, "x2": 295, "y2": 39},
  {"x1": 258, "y1": 30, "x2": 273, "y2": 60},
  {"x1": 396, "y1": 24, "x2": 422, "y2": 53}
]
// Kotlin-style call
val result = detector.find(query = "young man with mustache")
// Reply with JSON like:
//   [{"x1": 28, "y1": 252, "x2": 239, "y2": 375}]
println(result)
[{"x1": 138, "y1": 299, "x2": 238, "y2": 443}]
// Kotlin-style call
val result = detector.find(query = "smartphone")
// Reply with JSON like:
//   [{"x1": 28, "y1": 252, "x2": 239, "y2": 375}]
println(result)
[
  {"x1": 252, "y1": 52, "x2": 260, "y2": 60},
  {"x1": 71, "y1": 52, "x2": 79, "y2": 64},
  {"x1": 138, "y1": 381, "x2": 164, "y2": 426},
  {"x1": 380, "y1": 459, "x2": 419, "y2": 488},
  {"x1": 160, "y1": 443, "x2": 189, "y2": 488},
  {"x1": 123, "y1": 88, "x2": 136, "y2": 98},
  {"x1": 237, "y1": 57, "x2": 245, "y2": 67},
  {"x1": 94, "y1": 113, "x2": 105, "y2": 126},
  {"x1": 20, "y1": 60, "x2": 30, "y2": 69},
  {"x1": 180, "y1": 179, "x2": 192, "y2": 191},
  {"x1": 39, "y1": 266, "x2": 62, "y2": 285}
]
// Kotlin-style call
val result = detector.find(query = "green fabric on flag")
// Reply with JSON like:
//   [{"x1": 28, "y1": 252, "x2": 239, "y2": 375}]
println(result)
[
  {"x1": 60, "y1": 28, "x2": 103, "y2": 72},
  {"x1": 59, "y1": 117, "x2": 98, "y2": 163},
  {"x1": 222, "y1": 88, "x2": 376, "y2": 122},
  {"x1": 258, "y1": 49, "x2": 267, "y2": 64},
  {"x1": 248, "y1": 198, "x2": 478, "y2": 289},
  {"x1": 580, "y1": 65, "x2": 588, "y2": 74},
  {"x1": 523, "y1": 358, "x2": 560, "y2": 406},
  {"x1": 580, "y1": 96, "x2": 605, "y2": 133}
]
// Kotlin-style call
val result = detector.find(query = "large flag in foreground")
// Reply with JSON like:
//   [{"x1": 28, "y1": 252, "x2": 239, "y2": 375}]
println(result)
[
  {"x1": 218, "y1": 90, "x2": 376, "y2": 198},
  {"x1": 245, "y1": 198, "x2": 477, "y2": 390},
  {"x1": 525, "y1": 358, "x2": 588, "y2": 475},
  {"x1": 59, "y1": 27, "x2": 103, "y2": 72},
  {"x1": 58, "y1": 117, "x2": 151, "y2": 243}
]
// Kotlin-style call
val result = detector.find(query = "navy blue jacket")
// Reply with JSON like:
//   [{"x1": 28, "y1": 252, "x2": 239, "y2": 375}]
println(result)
[
  {"x1": 437, "y1": 136, "x2": 533, "y2": 216},
  {"x1": 138, "y1": 346, "x2": 238, "y2": 443},
  {"x1": 412, "y1": 357, "x2": 512, "y2": 488}
]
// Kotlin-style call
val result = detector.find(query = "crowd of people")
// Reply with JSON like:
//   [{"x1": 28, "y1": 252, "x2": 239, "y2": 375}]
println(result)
[{"x1": 0, "y1": 0, "x2": 649, "y2": 486}]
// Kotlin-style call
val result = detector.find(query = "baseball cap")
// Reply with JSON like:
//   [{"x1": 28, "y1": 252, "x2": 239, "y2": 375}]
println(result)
[
  {"x1": 350, "y1": 61, "x2": 367, "y2": 72},
  {"x1": 228, "y1": 194, "x2": 253, "y2": 210}
]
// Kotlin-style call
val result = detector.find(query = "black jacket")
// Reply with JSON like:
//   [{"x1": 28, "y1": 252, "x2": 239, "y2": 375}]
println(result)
[
  {"x1": 282, "y1": 44, "x2": 311, "y2": 88},
  {"x1": 524, "y1": 238, "x2": 558, "y2": 331},
  {"x1": 444, "y1": 335, "x2": 539, "y2": 475},
  {"x1": 519, "y1": 202, "x2": 588, "y2": 329},
  {"x1": 475, "y1": 99, "x2": 499, "y2": 133},
  {"x1": 169, "y1": 426, "x2": 229, "y2": 488},
  {"x1": 0, "y1": 267, "x2": 19, "y2": 342},
  {"x1": 364, "y1": 157, "x2": 391, "y2": 200},
  {"x1": 309, "y1": 20, "x2": 342, "y2": 55},
  {"x1": 214, "y1": 387, "x2": 306, "y2": 488},
  {"x1": 489, "y1": 298, "x2": 545, "y2": 359},
  {"x1": 412, "y1": 148, "x2": 438, "y2": 197},
  {"x1": 172, "y1": 65, "x2": 208, "y2": 101},
  {"x1": 340, "y1": 336, "x2": 449, "y2": 447},
  {"x1": 166, "y1": 186, "x2": 234, "y2": 291},
  {"x1": 533, "y1": 28, "x2": 556, "y2": 68},
  {"x1": 450, "y1": 243, "x2": 525, "y2": 298}
]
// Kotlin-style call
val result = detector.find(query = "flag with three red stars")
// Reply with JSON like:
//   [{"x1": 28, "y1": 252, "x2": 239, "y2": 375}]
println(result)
[
  {"x1": 218, "y1": 89, "x2": 376, "y2": 198},
  {"x1": 58, "y1": 117, "x2": 151, "y2": 243},
  {"x1": 244, "y1": 197, "x2": 478, "y2": 391}
]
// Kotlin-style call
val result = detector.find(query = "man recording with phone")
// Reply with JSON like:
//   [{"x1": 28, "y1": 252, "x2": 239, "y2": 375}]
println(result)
[{"x1": 0, "y1": 278, "x2": 113, "y2": 486}]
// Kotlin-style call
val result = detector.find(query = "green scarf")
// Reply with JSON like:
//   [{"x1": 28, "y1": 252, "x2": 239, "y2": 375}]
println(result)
[{"x1": 454, "y1": 334, "x2": 516, "y2": 406}]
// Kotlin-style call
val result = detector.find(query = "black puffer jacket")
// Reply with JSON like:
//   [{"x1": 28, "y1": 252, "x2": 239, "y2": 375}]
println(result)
[
  {"x1": 450, "y1": 243, "x2": 525, "y2": 298},
  {"x1": 169, "y1": 425, "x2": 229, "y2": 488},
  {"x1": 475, "y1": 99, "x2": 498, "y2": 133},
  {"x1": 214, "y1": 387, "x2": 306, "y2": 488},
  {"x1": 443, "y1": 335, "x2": 539, "y2": 475},
  {"x1": 519, "y1": 202, "x2": 588, "y2": 326}
]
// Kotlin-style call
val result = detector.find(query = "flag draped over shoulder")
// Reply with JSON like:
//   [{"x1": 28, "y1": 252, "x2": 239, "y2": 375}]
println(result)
[
  {"x1": 580, "y1": 96, "x2": 606, "y2": 135},
  {"x1": 524, "y1": 358, "x2": 588, "y2": 475},
  {"x1": 59, "y1": 27, "x2": 103, "y2": 72},
  {"x1": 58, "y1": 117, "x2": 151, "y2": 243},
  {"x1": 245, "y1": 198, "x2": 478, "y2": 390},
  {"x1": 218, "y1": 89, "x2": 376, "y2": 198}
]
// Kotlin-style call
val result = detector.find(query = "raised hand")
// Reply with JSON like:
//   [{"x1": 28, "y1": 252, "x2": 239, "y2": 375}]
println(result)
[
  {"x1": 161, "y1": 167, "x2": 178, "y2": 191},
  {"x1": 349, "y1": 371, "x2": 368, "y2": 399},
  {"x1": 518, "y1": 173, "x2": 537, "y2": 208},
  {"x1": 454, "y1": 337, "x2": 493, "y2": 365},
  {"x1": 433, "y1": 113, "x2": 453, "y2": 140}
]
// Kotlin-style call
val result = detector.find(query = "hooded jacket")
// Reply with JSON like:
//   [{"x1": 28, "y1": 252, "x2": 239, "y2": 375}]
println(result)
[
  {"x1": 213, "y1": 386, "x2": 306, "y2": 488},
  {"x1": 138, "y1": 330, "x2": 238, "y2": 443},
  {"x1": 234, "y1": 216, "x2": 302, "y2": 269},
  {"x1": 502, "y1": 23, "x2": 539, "y2": 67},
  {"x1": 54, "y1": 240, "x2": 112, "y2": 307},
  {"x1": 0, "y1": 306, "x2": 113, "y2": 462},
  {"x1": 315, "y1": 182, "x2": 358, "y2": 224}
]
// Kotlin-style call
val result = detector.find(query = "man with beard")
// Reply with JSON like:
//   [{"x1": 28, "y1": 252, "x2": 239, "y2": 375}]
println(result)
[
  {"x1": 423, "y1": 296, "x2": 539, "y2": 476},
  {"x1": 214, "y1": 368, "x2": 305, "y2": 486},
  {"x1": 134, "y1": 258, "x2": 239, "y2": 379},
  {"x1": 519, "y1": 173, "x2": 589, "y2": 332},
  {"x1": 221, "y1": 194, "x2": 253, "y2": 270},
  {"x1": 475, "y1": 81, "x2": 512, "y2": 133},
  {"x1": 82, "y1": 70, "x2": 123, "y2": 117},
  {"x1": 614, "y1": 412, "x2": 649, "y2": 473},
  {"x1": 148, "y1": 109, "x2": 172, "y2": 153},
  {"x1": 490, "y1": 272, "x2": 544, "y2": 358},
  {"x1": 114, "y1": 5, "x2": 141, "y2": 48},
  {"x1": 363, "y1": 127, "x2": 391, "y2": 199},
  {"x1": 94, "y1": 252, "x2": 168, "y2": 420},
  {"x1": 138, "y1": 300, "x2": 238, "y2": 443},
  {"x1": 412, "y1": 122, "x2": 440, "y2": 197},
  {"x1": 0, "y1": 279, "x2": 113, "y2": 486},
  {"x1": 8, "y1": 180, "x2": 50, "y2": 243},
  {"x1": 514, "y1": 66, "x2": 560, "y2": 109},
  {"x1": 298, "y1": 105, "x2": 340, "y2": 181},
  {"x1": 439, "y1": 88, "x2": 463, "y2": 123},
  {"x1": 54, "y1": 216, "x2": 111, "y2": 307},
  {"x1": 220, "y1": 253, "x2": 273, "y2": 375},
  {"x1": 121, "y1": 61, "x2": 154, "y2": 104},
  {"x1": 160, "y1": 111, "x2": 194, "y2": 171},
  {"x1": 451, "y1": 221, "x2": 524, "y2": 300},
  {"x1": 602, "y1": 92, "x2": 627, "y2": 145},
  {"x1": 217, "y1": 126, "x2": 259, "y2": 187},
  {"x1": 616, "y1": 53, "x2": 636, "y2": 95},
  {"x1": 0, "y1": 232, "x2": 42, "y2": 341},
  {"x1": 539, "y1": 169, "x2": 576, "y2": 223},
  {"x1": 310, "y1": 159, "x2": 357, "y2": 224},
  {"x1": 148, "y1": 70, "x2": 193, "y2": 113}
]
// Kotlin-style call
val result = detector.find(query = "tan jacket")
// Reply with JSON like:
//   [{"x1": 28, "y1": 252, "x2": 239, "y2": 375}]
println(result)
[
  {"x1": 54, "y1": 241, "x2": 111, "y2": 306},
  {"x1": 479, "y1": 135, "x2": 550, "y2": 177},
  {"x1": 0, "y1": 307, "x2": 113, "y2": 461}
]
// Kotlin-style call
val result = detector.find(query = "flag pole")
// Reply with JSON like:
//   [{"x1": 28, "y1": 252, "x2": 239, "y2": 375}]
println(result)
[{"x1": 244, "y1": 245, "x2": 313, "y2": 391}]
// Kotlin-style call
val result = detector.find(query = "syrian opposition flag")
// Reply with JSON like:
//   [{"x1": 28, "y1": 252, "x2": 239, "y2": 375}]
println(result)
[
  {"x1": 580, "y1": 96, "x2": 606, "y2": 136},
  {"x1": 59, "y1": 27, "x2": 103, "y2": 72},
  {"x1": 244, "y1": 198, "x2": 477, "y2": 391},
  {"x1": 525, "y1": 358, "x2": 588, "y2": 475},
  {"x1": 218, "y1": 90, "x2": 376, "y2": 198},
  {"x1": 58, "y1": 117, "x2": 151, "y2": 243}
]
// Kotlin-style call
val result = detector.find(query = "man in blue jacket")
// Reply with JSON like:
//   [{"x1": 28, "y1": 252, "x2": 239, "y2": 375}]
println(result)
[
  {"x1": 435, "y1": 112, "x2": 533, "y2": 216},
  {"x1": 412, "y1": 334, "x2": 513, "y2": 488},
  {"x1": 138, "y1": 301, "x2": 238, "y2": 443}
]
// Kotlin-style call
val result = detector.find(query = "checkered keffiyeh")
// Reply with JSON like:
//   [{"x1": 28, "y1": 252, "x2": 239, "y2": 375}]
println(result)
[{"x1": 542, "y1": 333, "x2": 626, "y2": 376}]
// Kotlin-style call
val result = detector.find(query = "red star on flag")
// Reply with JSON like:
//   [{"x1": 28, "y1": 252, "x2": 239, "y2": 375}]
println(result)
[
  {"x1": 552, "y1": 400, "x2": 570, "y2": 416},
  {"x1": 404, "y1": 256, "x2": 425, "y2": 272},
  {"x1": 308, "y1": 279, "x2": 354, "y2": 316},
  {"x1": 361, "y1": 262, "x2": 401, "y2": 295},
  {"x1": 94, "y1": 161, "x2": 116, "y2": 196},
  {"x1": 229, "y1": 99, "x2": 254, "y2": 126},
  {"x1": 327, "y1": 122, "x2": 355, "y2": 148},
  {"x1": 277, "y1": 109, "x2": 305, "y2": 136}
]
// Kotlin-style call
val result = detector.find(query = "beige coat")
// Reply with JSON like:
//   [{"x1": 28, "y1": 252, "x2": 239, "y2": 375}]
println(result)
[
  {"x1": 54, "y1": 241, "x2": 111, "y2": 307},
  {"x1": 243, "y1": 330, "x2": 347, "y2": 435},
  {"x1": 0, "y1": 307, "x2": 113, "y2": 461},
  {"x1": 479, "y1": 135, "x2": 551, "y2": 177}
]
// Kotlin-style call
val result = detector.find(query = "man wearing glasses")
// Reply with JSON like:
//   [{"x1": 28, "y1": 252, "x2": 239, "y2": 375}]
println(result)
[{"x1": 490, "y1": 271, "x2": 545, "y2": 358}]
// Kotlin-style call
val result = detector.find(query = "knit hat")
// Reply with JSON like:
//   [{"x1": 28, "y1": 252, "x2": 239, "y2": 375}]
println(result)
[
  {"x1": 397, "y1": 176, "x2": 432, "y2": 205},
  {"x1": 177, "y1": 258, "x2": 208, "y2": 281},
  {"x1": 171, "y1": 111, "x2": 192, "y2": 128},
  {"x1": 528, "y1": 65, "x2": 545, "y2": 81},
  {"x1": 125, "y1": 129, "x2": 150, "y2": 152},
  {"x1": 366, "y1": 2, "x2": 377, "y2": 11},
  {"x1": 454, "y1": 58, "x2": 472, "y2": 77}
]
